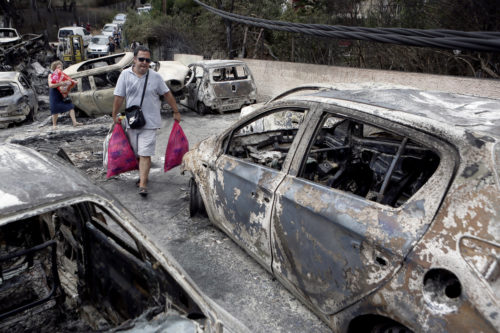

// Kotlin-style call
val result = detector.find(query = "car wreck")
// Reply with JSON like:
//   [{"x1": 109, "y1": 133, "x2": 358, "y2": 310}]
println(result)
[
  {"x1": 63, "y1": 52, "x2": 191, "y2": 117},
  {"x1": 0, "y1": 71, "x2": 38, "y2": 128},
  {"x1": 183, "y1": 85, "x2": 500, "y2": 332},
  {"x1": 0, "y1": 28, "x2": 47, "y2": 69},
  {"x1": 0, "y1": 144, "x2": 248, "y2": 332},
  {"x1": 185, "y1": 60, "x2": 257, "y2": 115}
]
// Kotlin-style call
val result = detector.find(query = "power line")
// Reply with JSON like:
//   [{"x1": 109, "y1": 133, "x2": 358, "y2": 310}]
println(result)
[{"x1": 194, "y1": 0, "x2": 500, "y2": 53}]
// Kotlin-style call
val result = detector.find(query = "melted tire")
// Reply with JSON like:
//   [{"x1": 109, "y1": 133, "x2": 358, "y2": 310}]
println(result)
[{"x1": 196, "y1": 102, "x2": 207, "y2": 116}]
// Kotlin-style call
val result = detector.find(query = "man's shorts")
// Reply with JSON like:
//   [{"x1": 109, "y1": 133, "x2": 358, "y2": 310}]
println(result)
[{"x1": 126, "y1": 128, "x2": 157, "y2": 157}]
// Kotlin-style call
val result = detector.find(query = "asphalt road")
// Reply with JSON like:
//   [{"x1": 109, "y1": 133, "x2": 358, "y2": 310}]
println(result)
[
  {"x1": 3, "y1": 104, "x2": 330, "y2": 332},
  {"x1": 98, "y1": 109, "x2": 331, "y2": 333}
]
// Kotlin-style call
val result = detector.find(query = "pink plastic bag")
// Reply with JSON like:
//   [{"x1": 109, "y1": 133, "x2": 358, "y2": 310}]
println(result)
[
  {"x1": 106, "y1": 124, "x2": 138, "y2": 178},
  {"x1": 164, "y1": 121, "x2": 189, "y2": 172}
]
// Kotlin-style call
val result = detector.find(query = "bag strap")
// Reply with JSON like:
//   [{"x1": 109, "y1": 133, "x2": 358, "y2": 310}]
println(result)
[{"x1": 139, "y1": 70, "x2": 149, "y2": 107}]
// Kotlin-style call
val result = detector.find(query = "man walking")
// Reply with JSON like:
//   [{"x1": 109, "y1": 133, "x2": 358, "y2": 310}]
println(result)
[{"x1": 112, "y1": 46, "x2": 181, "y2": 197}]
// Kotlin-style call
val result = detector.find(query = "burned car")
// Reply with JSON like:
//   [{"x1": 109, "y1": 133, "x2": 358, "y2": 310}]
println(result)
[
  {"x1": 0, "y1": 72, "x2": 38, "y2": 128},
  {"x1": 185, "y1": 60, "x2": 257, "y2": 115},
  {"x1": 183, "y1": 85, "x2": 500, "y2": 332},
  {"x1": 0, "y1": 144, "x2": 248, "y2": 332},
  {"x1": 0, "y1": 28, "x2": 21, "y2": 47},
  {"x1": 64, "y1": 52, "x2": 190, "y2": 116}
]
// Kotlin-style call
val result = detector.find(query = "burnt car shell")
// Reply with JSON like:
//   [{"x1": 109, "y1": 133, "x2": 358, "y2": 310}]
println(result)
[
  {"x1": 182, "y1": 86, "x2": 500, "y2": 332},
  {"x1": 64, "y1": 52, "x2": 190, "y2": 116},
  {"x1": 0, "y1": 144, "x2": 248, "y2": 333},
  {"x1": 186, "y1": 60, "x2": 257, "y2": 115},
  {"x1": 0, "y1": 72, "x2": 38, "y2": 128}
]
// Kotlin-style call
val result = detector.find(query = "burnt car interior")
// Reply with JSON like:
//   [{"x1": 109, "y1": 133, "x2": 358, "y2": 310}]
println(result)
[
  {"x1": 299, "y1": 115, "x2": 440, "y2": 207},
  {"x1": 0, "y1": 203, "x2": 205, "y2": 332},
  {"x1": 212, "y1": 66, "x2": 248, "y2": 82},
  {"x1": 225, "y1": 109, "x2": 306, "y2": 170}
]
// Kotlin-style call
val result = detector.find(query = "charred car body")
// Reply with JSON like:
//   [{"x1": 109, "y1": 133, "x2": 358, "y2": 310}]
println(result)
[
  {"x1": 63, "y1": 52, "x2": 190, "y2": 116},
  {"x1": 0, "y1": 72, "x2": 38, "y2": 128},
  {"x1": 185, "y1": 60, "x2": 257, "y2": 115},
  {"x1": 0, "y1": 28, "x2": 46, "y2": 68},
  {"x1": 183, "y1": 85, "x2": 500, "y2": 332},
  {"x1": 0, "y1": 144, "x2": 248, "y2": 333}
]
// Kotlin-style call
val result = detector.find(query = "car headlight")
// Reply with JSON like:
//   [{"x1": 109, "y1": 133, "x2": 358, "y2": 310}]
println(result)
[{"x1": 460, "y1": 236, "x2": 500, "y2": 299}]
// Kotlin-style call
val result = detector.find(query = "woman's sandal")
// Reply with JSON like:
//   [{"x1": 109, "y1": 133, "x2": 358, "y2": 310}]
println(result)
[{"x1": 139, "y1": 187, "x2": 148, "y2": 197}]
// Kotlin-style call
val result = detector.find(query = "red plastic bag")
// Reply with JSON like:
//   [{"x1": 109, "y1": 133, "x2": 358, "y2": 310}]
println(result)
[
  {"x1": 51, "y1": 68, "x2": 76, "y2": 97},
  {"x1": 164, "y1": 121, "x2": 189, "y2": 172},
  {"x1": 106, "y1": 124, "x2": 138, "y2": 178}
]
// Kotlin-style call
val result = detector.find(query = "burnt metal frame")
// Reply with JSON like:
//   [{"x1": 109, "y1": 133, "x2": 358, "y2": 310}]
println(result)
[{"x1": 0, "y1": 240, "x2": 60, "y2": 320}]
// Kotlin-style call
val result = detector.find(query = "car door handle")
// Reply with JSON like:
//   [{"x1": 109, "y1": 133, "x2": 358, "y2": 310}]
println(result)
[{"x1": 202, "y1": 161, "x2": 215, "y2": 170}]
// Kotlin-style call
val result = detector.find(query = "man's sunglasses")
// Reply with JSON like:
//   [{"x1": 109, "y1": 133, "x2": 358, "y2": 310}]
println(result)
[{"x1": 137, "y1": 57, "x2": 151, "y2": 63}]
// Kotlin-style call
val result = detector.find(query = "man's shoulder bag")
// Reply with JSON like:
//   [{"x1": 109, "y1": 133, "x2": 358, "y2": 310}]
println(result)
[{"x1": 125, "y1": 71, "x2": 148, "y2": 129}]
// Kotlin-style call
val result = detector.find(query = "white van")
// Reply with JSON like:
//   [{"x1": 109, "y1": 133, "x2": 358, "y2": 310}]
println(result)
[{"x1": 58, "y1": 26, "x2": 91, "y2": 47}]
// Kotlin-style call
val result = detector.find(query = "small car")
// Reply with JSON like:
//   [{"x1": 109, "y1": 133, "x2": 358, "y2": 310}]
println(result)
[
  {"x1": 0, "y1": 28, "x2": 21, "y2": 47},
  {"x1": 0, "y1": 143, "x2": 248, "y2": 332},
  {"x1": 101, "y1": 23, "x2": 118, "y2": 38},
  {"x1": 185, "y1": 60, "x2": 257, "y2": 115},
  {"x1": 63, "y1": 52, "x2": 190, "y2": 116},
  {"x1": 182, "y1": 85, "x2": 500, "y2": 332},
  {"x1": 88, "y1": 34, "x2": 110, "y2": 58},
  {"x1": 0, "y1": 71, "x2": 38, "y2": 128},
  {"x1": 58, "y1": 26, "x2": 91, "y2": 48},
  {"x1": 112, "y1": 13, "x2": 127, "y2": 28}
]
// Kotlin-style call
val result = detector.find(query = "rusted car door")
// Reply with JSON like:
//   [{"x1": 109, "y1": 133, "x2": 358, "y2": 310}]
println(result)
[
  {"x1": 210, "y1": 106, "x2": 311, "y2": 267},
  {"x1": 93, "y1": 70, "x2": 121, "y2": 114},
  {"x1": 208, "y1": 65, "x2": 254, "y2": 101},
  {"x1": 71, "y1": 76, "x2": 100, "y2": 116},
  {"x1": 271, "y1": 108, "x2": 456, "y2": 315}
]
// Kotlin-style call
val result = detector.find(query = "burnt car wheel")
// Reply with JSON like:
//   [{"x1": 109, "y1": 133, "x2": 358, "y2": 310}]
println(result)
[
  {"x1": 189, "y1": 178, "x2": 206, "y2": 217},
  {"x1": 196, "y1": 102, "x2": 208, "y2": 116}
]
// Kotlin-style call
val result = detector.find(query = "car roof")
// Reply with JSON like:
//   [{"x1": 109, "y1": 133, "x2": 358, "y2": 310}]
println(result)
[
  {"x1": 91, "y1": 34, "x2": 108, "y2": 39},
  {"x1": 0, "y1": 144, "x2": 109, "y2": 221},
  {"x1": 64, "y1": 52, "x2": 133, "y2": 77},
  {"x1": 59, "y1": 26, "x2": 82, "y2": 30},
  {"x1": 299, "y1": 87, "x2": 500, "y2": 139},
  {"x1": 0, "y1": 72, "x2": 18, "y2": 80},
  {"x1": 190, "y1": 60, "x2": 247, "y2": 68}
]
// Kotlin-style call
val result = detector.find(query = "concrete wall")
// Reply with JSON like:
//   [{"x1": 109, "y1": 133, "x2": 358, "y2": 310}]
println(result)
[{"x1": 242, "y1": 58, "x2": 500, "y2": 100}]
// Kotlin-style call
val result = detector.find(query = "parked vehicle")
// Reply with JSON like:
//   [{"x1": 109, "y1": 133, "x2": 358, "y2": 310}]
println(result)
[
  {"x1": 88, "y1": 34, "x2": 110, "y2": 58},
  {"x1": 112, "y1": 13, "x2": 127, "y2": 28},
  {"x1": 60, "y1": 34, "x2": 86, "y2": 65},
  {"x1": 185, "y1": 60, "x2": 257, "y2": 115},
  {"x1": 0, "y1": 144, "x2": 248, "y2": 332},
  {"x1": 63, "y1": 52, "x2": 190, "y2": 116},
  {"x1": 0, "y1": 28, "x2": 21, "y2": 47},
  {"x1": 183, "y1": 85, "x2": 500, "y2": 332},
  {"x1": 137, "y1": 5, "x2": 152, "y2": 14},
  {"x1": 0, "y1": 72, "x2": 38, "y2": 128},
  {"x1": 58, "y1": 26, "x2": 91, "y2": 48},
  {"x1": 101, "y1": 23, "x2": 118, "y2": 38}
]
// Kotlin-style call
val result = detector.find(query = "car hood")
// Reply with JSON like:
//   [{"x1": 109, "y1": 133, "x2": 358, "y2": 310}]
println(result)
[
  {"x1": 157, "y1": 61, "x2": 190, "y2": 92},
  {"x1": 0, "y1": 144, "x2": 109, "y2": 220},
  {"x1": 89, "y1": 44, "x2": 108, "y2": 50}
]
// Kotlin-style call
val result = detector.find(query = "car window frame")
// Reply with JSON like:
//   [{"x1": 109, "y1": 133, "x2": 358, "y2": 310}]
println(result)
[
  {"x1": 288, "y1": 103, "x2": 458, "y2": 212},
  {"x1": 219, "y1": 101, "x2": 317, "y2": 173}
]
